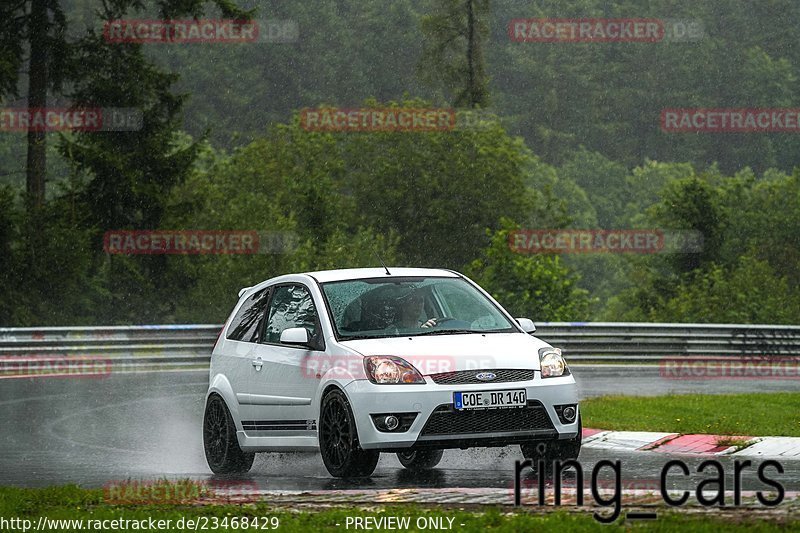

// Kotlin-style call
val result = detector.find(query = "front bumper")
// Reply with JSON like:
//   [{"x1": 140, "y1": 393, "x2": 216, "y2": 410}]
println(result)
[{"x1": 344, "y1": 373, "x2": 579, "y2": 450}]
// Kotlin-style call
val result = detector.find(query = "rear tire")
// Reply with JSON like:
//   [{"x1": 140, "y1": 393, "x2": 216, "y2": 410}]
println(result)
[
  {"x1": 397, "y1": 449, "x2": 444, "y2": 470},
  {"x1": 319, "y1": 389, "x2": 380, "y2": 478},
  {"x1": 203, "y1": 395, "x2": 255, "y2": 474}
]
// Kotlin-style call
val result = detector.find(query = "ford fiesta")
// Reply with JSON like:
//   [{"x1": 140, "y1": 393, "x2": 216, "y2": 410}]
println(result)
[{"x1": 203, "y1": 268, "x2": 580, "y2": 477}]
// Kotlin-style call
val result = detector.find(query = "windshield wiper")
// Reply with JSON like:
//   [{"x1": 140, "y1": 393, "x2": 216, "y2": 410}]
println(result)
[
  {"x1": 339, "y1": 334, "x2": 382, "y2": 341},
  {"x1": 411, "y1": 329, "x2": 480, "y2": 337}
]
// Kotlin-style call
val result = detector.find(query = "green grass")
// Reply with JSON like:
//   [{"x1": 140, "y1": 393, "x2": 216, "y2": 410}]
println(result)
[
  {"x1": 581, "y1": 392, "x2": 800, "y2": 436},
  {"x1": 0, "y1": 485, "x2": 795, "y2": 532}
]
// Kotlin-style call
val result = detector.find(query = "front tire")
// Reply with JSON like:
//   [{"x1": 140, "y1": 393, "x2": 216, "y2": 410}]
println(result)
[
  {"x1": 521, "y1": 414, "x2": 582, "y2": 467},
  {"x1": 554, "y1": 413, "x2": 582, "y2": 460},
  {"x1": 203, "y1": 395, "x2": 255, "y2": 474},
  {"x1": 397, "y1": 449, "x2": 444, "y2": 470},
  {"x1": 319, "y1": 389, "x2": 380, "y2": 478}
]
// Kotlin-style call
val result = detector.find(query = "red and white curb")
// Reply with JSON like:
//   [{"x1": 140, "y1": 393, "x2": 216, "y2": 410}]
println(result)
[
  {"x1": 208, "y1": 488, "x2": 800, "y2": 509},
  {"x1": 583, "y1": 428, "x2": 800, "y2": 458}
]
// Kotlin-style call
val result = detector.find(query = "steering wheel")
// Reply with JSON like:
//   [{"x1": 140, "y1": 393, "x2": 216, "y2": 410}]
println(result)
[{"x1": 424, "y1": 316, "x2": 456, "y2": 328}]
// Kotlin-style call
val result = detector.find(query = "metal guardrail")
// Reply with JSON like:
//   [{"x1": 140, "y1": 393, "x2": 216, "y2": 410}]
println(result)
[
  {"x1": 1, "y1": 323, "x2": 799, "y2": 369},
  {"x1": 0, "y1": 325, "x2": 220, "y2": 372},
  {"x1": 535, "y1": 322, "x2": 800, "y2": 361}
]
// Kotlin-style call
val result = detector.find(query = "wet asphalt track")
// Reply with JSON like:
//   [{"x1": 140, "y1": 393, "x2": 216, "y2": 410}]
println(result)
[{"x1": 0, "y1": 365, "x2": 798, "y2": 495}]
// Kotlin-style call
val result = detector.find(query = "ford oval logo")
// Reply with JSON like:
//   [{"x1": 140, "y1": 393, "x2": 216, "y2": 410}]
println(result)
[{"x1": 475, "y1": 372, "x2": 496, "y2": 381}]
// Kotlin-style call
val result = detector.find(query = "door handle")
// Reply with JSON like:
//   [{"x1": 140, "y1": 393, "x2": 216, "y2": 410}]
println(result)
[{"x1": 251, "y1": 358, "x2": 263, "y2": 371}]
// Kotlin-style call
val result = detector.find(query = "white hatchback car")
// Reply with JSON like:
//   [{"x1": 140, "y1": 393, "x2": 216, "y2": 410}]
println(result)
[{"x1": 203, "y1": 268, "x2": 580, "y2": 477}]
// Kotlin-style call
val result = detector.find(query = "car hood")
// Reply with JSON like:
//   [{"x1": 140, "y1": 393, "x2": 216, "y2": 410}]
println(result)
[{"x1": 339, "y1": 333, "x2": 551, "y2": 374}]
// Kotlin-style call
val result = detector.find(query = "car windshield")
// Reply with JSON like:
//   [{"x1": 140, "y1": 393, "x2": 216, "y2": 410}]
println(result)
[{"x1": 321, "y1": 277, "x2": 517, "y2": 340}]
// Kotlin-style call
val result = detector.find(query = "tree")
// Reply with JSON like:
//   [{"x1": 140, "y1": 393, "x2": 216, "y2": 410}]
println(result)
[
  {"x1": 655, "y1": 257, "x2": 800, "y2": 324},
  {"x1": 559, "y1": 148, "x2": 630, "y2": 228},
  {"x1": 339, "y1": 99, "x2": 536, "y2": 269},
  {"x1": 420, "y1": 0, "x2": 490, "y2": 108},
  {"x1": 645, "y1": 175, "x2": 725, "y2": 274},
  {"x1": 0, "y1": 0, "x2": 254, "y2": 325},
  {"x1": 718, "y1": 167, "x2": 800, "y2": 287},
  {"x1": 0, "y1": 185, "x2": 17, "y2": 322},
  {"x1": 0, "y1": 0, "x2": 67, "y2": 208},
  {"x1": 465, "y1": 222, "x2": 593, "y2": 321},
  {"x1": 160, "y1": 136, "x2": 399, "y2": 323},
  {"x1": 0, "y1": 0, "x2": 251, "y2": 209},
  {"x1": 600, "y1": 162, "x2": 800, "y2": 323}
]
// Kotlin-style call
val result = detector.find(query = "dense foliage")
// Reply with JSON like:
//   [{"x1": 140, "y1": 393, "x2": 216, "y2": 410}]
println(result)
[{"x1": 0, "y1": 0, "x2": 798, "y2": 326}]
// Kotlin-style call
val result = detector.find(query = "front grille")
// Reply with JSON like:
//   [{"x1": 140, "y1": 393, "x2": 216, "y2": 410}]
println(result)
[
  {"x1": 420, "y1": 400, "x2": 554, "y2": 436},
  {"x1": 429, "y1": 368, "x2": 536, "y2": 385}
]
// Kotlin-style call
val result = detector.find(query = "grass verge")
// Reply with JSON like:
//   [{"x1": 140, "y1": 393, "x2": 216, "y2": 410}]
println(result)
[
  {"x1": 581, "y1": 392, "x2": 800, "y2": 436},
  {"x1": 0, "y1": 486, "x2": 796, "y2": 532}
]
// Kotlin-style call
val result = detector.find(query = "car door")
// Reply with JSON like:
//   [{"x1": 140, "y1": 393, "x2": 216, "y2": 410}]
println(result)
[
  {"x1": 245, "y1": 283, "x2": 324, "y2": 432},
  {"x1": 222, "y1": 286, "x2": 272, "y2": 421}
]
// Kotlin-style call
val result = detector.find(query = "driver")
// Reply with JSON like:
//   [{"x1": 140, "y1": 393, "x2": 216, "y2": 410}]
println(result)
[{"x1": 393, "y1": 289, "x2": 439, "y2": 329}]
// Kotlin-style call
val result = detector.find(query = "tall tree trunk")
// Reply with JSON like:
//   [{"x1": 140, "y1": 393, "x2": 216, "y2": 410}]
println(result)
[
  {"x1": 462, "y1": 0, "x2": 488, "y2": 108},
  {"x1": 466, "y1": 0, "x2": 477, "y2": 108},
  {"x1": 26, "y1": 0, "x2": 48, "y2": 208}
]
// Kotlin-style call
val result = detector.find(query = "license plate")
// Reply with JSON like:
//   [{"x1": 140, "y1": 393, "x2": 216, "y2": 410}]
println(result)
[{"x1": 453, "y1": 389, "x2": 526, "y2": 410}]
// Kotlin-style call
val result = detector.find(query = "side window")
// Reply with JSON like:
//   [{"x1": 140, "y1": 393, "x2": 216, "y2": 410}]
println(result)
[
  {"x1": 226, "y1": 288, "x2": 270, "y2": 342},
  {"x1": 264, "y1": 285, "x2": 319, "y2": 345}
]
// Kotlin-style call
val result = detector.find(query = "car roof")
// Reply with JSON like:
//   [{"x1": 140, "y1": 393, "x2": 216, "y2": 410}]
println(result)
[
  {"x1": 237, "y1": 268, "x2": 461, "y2": 298},
  {"x1": 306, "y1": 267, "x2": 460, "y2": 283}
]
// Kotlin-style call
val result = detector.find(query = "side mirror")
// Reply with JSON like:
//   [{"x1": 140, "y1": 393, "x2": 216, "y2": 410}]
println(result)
[
  {"x1": 516, "y1": 318, "x2": 536, "y2": 333},
  {"x1": 280, "y1": 327, "x2": 310, "y2": 345}
]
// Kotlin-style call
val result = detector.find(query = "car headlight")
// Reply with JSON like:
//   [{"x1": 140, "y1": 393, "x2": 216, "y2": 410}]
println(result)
[
  {"x1": 539, "y1": 347, "x2": 569, "y2": 378},
  {"x1": 364, "y1": 356, "x2": 425, "y2": 384}
]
